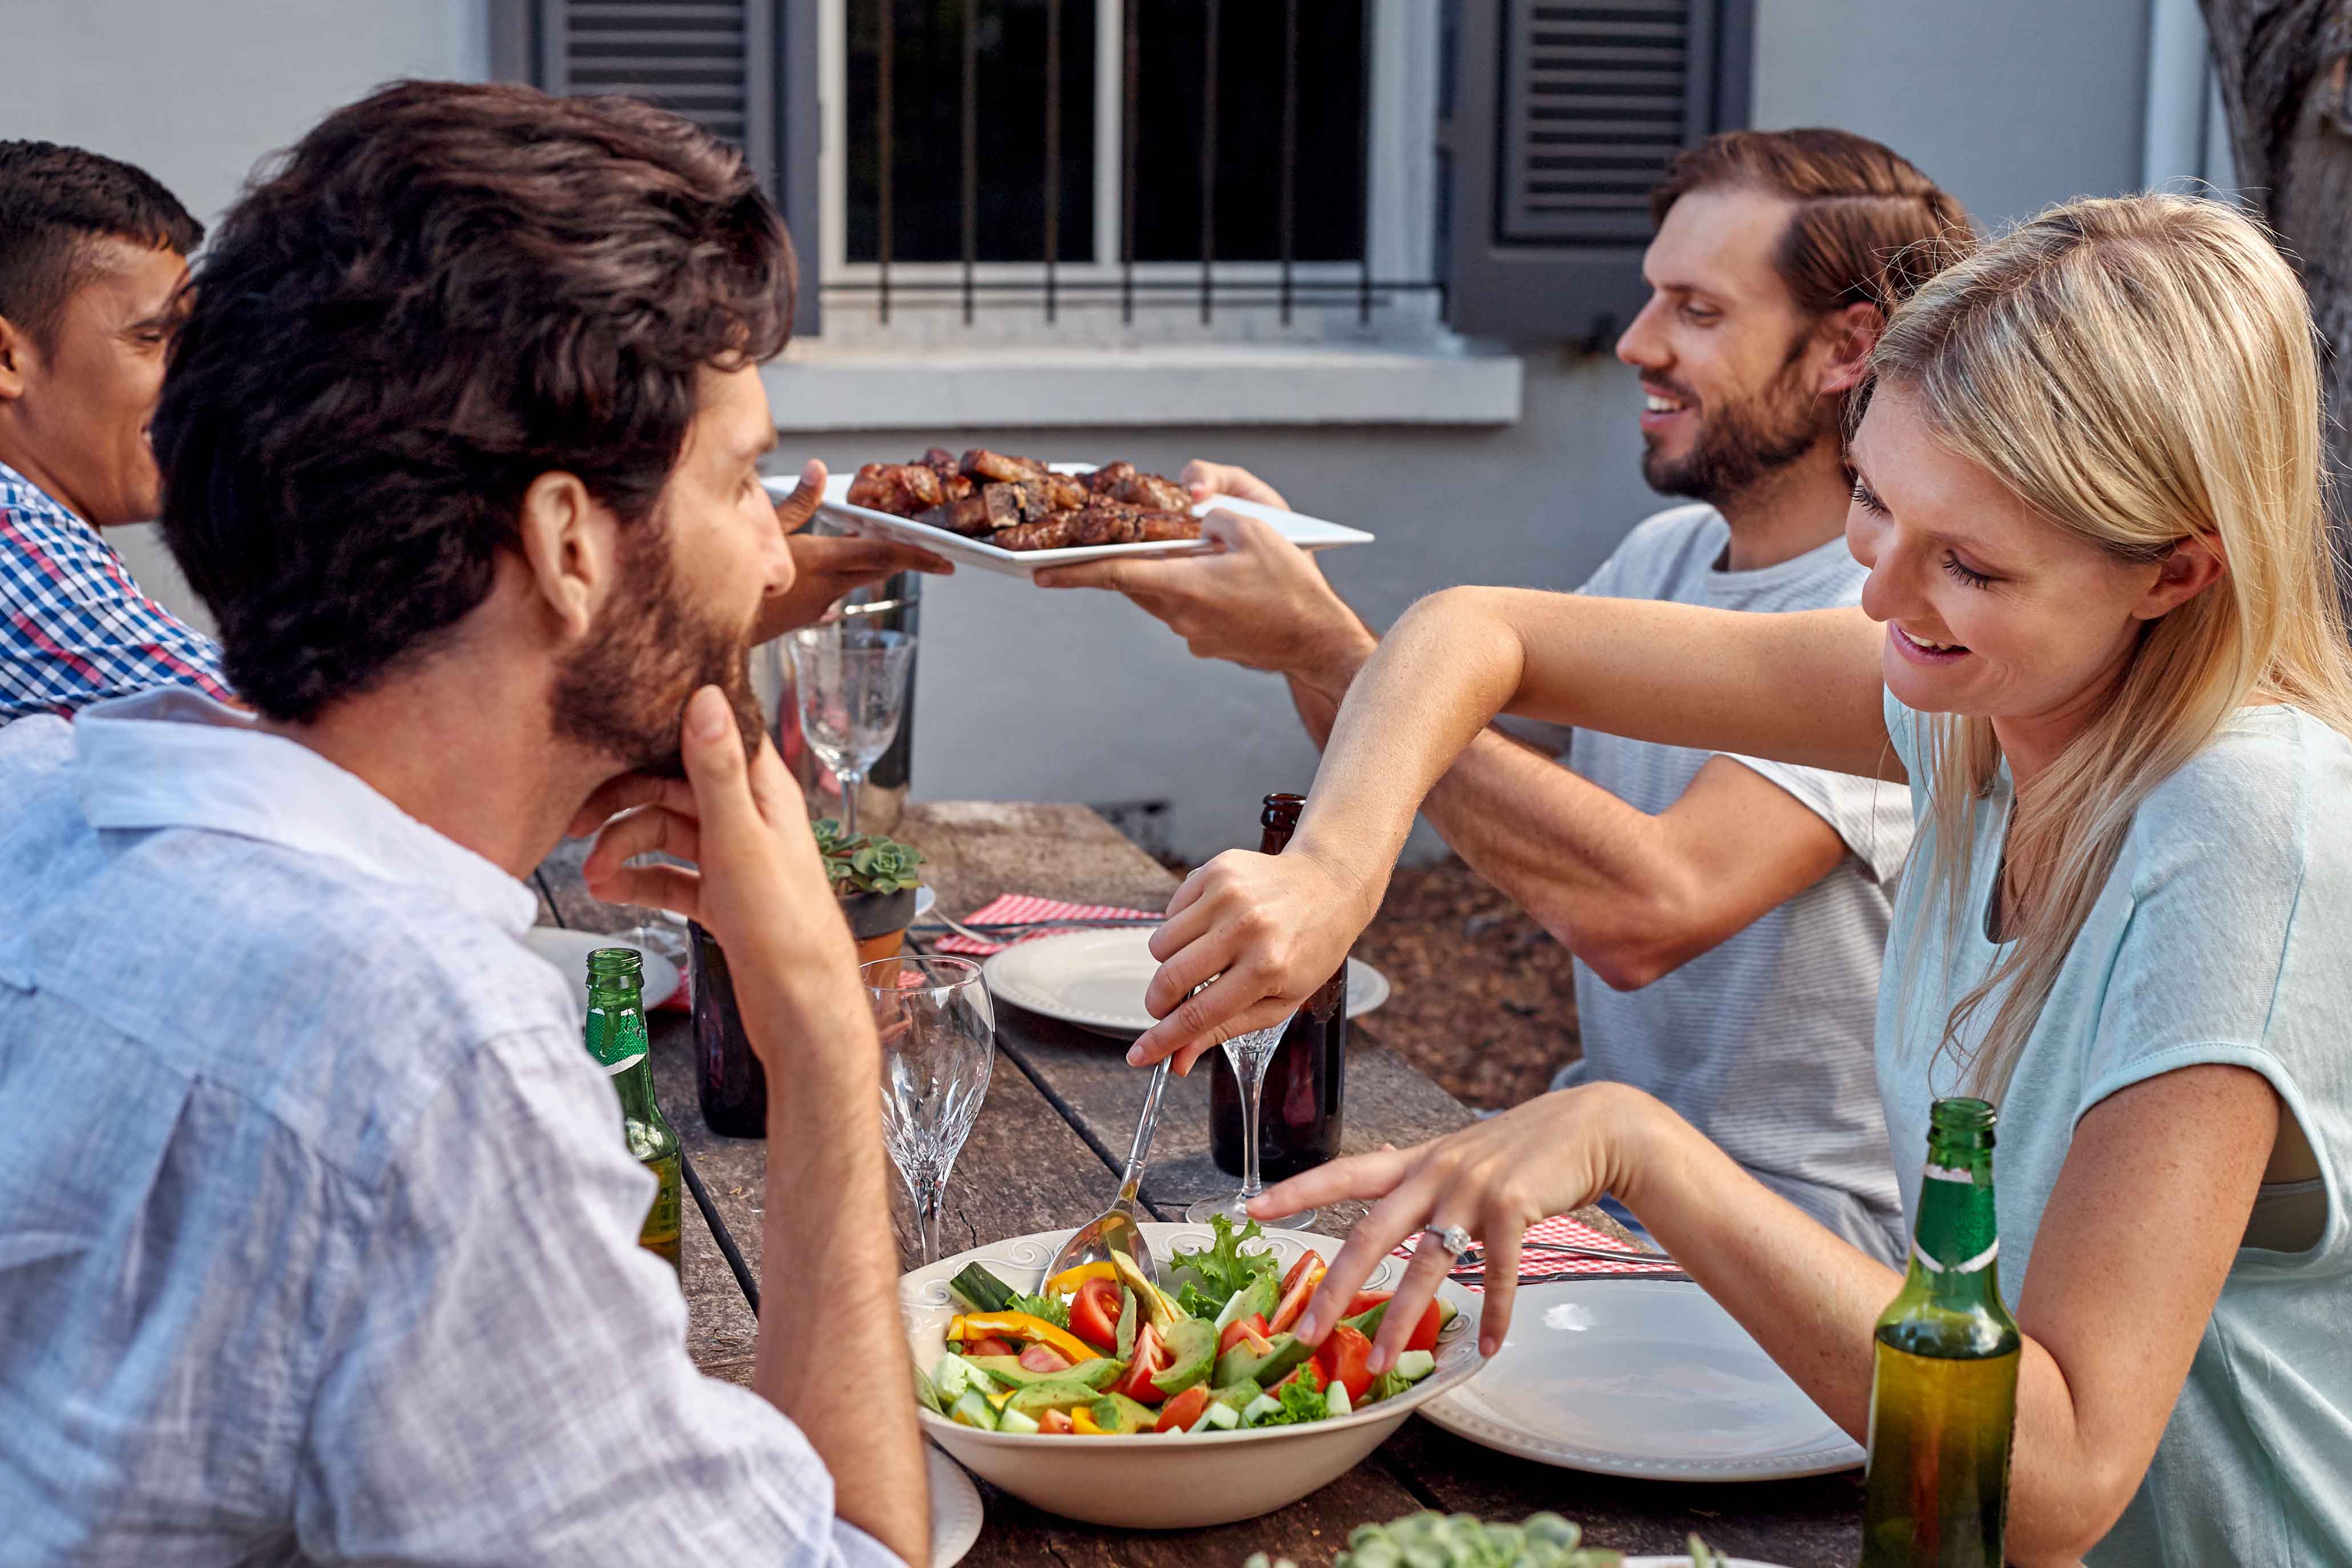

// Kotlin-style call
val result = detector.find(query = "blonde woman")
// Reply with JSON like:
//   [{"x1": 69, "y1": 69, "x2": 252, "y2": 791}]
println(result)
[{"x1": 1133, "y1": 194, "x2": 2351, "y2": 1566}]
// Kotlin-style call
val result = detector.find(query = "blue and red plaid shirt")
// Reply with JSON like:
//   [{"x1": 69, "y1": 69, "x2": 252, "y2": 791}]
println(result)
[{"x1": 0, "y1": 458, "x2": 231, "y2": 722}]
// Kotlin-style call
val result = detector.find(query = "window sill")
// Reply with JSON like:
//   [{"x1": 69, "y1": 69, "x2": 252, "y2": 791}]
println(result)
[{"x1": 760, "y1": 340, "x2": 1524, "y2": 431}]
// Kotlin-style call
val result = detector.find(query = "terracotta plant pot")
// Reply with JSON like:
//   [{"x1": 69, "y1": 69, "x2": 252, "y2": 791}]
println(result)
[{"x1": 840, "y1": 885, "x2": 916, "y2": 965}]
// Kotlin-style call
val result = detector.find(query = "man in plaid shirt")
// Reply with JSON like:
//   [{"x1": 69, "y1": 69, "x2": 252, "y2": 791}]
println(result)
[{"x1": 0, "y1": 141, "x2": 230, "y2": 722}]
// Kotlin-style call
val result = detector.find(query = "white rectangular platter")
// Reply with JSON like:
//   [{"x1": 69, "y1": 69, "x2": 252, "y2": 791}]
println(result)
[{"x1": 782, "y1": 460, "x2": 1374, "y2": 580}]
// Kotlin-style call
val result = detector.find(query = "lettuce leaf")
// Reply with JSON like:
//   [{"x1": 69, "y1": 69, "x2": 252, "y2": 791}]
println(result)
[
  {"x1": 1167, "y1": 1213, "x2": 1281, "y2": 1317},
  {"x1": 1251, "y1": 1378, "x2": 1331, "y2": 1426},
  {"x1": 1008, "y1": 1292, "x2": 1069, "y2": 1329}
]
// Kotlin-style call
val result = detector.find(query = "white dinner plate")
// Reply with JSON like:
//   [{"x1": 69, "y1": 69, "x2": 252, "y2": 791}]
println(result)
[
  {"x1": 792, "y1": 463, "x2": 1375, "y2": 580},
  {"x1": 926, "y1": 1442, "x2": 983, "y2": 1566},
  {"x1": 981, "y1": 927, "x2": 1389, "y2": 1037},
  {"x1": 1421, "y1": 1278, "x2": 1864, "y2": 1481},
  {"x1": 520, "y1": 926, "x2": 684, "y2": 1012}
]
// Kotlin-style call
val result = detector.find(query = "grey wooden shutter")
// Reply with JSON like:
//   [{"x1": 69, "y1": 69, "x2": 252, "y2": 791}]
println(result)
[
  {"x1": 488, "y1": 0, "x2": 819, "y2": 336},
  {"x1": 1445, "y1": 0, "x2": 1753, "y2": 344}
]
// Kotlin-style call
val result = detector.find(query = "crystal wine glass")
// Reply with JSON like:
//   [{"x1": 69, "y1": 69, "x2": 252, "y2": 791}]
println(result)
[
  {"x1": 1185, "y1": 1012, "x2": 1316, "y2": 1228},
  {"x1": 787, "y1": 624, "x2": 915, "y2": 839},
  {"x1": 864, "y1": 955, "x2": 995, "y2": 1266}
]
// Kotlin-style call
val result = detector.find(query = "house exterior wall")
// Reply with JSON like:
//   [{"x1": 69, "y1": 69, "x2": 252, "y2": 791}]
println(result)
[{"x1": 21, "y1": 0, "x2": 2156, "y2": 861}]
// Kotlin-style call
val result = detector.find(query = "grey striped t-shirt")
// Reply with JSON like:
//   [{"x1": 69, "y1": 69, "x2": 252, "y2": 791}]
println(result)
[{"x1": 1556, "y1": 504, "x2": 1914, "y2": 1262}]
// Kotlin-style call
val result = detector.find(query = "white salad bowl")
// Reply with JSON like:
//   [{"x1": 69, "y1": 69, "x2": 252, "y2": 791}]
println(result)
[{"x1": 902, "y1": 1222, "x2": 1484, "y2": 1529}]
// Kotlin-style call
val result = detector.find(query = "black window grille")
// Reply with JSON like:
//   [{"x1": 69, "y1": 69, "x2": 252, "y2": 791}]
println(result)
[{"x1": 491, "y1": 0, "x2": 1750, "y2": 341}]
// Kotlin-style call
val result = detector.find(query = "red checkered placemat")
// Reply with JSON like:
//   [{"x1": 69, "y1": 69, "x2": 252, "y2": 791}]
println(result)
[
  {"x1": 928, "y1": 893, "x2": 1161, "y2": 956},
  {"x1": 1393, "y1": 1210, "x2": 1685, "y2": 1289}
]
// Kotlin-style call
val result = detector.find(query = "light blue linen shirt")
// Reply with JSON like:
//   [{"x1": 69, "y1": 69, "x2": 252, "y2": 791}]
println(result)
[
  {"x1": 1878, "y1": 690, "x2": 2352, "y2": 1565},
  {"x1": 0, "y1": 690, "x2": 900, "y2": 1566}
]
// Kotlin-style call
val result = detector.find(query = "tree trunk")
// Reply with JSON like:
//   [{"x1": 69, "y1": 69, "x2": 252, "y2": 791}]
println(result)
[{"x1": 2200, "y1": 0, "x2": 2352, "y2": 608}]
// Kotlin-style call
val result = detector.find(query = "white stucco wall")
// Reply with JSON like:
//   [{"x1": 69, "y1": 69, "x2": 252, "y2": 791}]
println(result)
[{"x1": 17, "y1": 0, "x2": 2164, "y2": 862}]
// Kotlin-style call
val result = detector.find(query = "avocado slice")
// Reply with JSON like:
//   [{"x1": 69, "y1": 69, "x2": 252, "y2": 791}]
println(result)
[
  {"x1": 966, "y1": 1355, "x2": 1121, "y2": 1391},
  {"x1": 1213, "y1": 1272, "x2": 1280, "y2": 1332},
  {"x1": 1003, "y1": 1380, "x2": 1113, "y2": 1420},
  {"x1": 1213, "y1": 1330, "x2": 1314, "y2": 1390},
  {"x1": 1149, "y1": 1318, "x2": 1217, "y2": 1397},
  {"x1": 1206, "y1": 1379, "x2": 1264, "y2": 1414},
  {"x1": 1110, "y1": 1248, "x2": 1182, "y2": 1335},
  {"x1": 1114, "y1": 1286, "x2": 1137, "y2": 1360},
  {"x1": 1087, "y1": 1390, "x2": 1161, "y2": 1434}
]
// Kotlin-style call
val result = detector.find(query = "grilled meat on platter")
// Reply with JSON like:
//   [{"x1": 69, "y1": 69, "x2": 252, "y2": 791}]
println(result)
[{"x1": 846, "y1": 449, "x2": 1203, "y2": 552}]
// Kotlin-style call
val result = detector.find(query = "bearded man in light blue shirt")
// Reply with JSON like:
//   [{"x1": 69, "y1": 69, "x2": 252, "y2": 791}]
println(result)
[{"x1": 0, "y1": 83, "x2": 927, "y2": 1565}]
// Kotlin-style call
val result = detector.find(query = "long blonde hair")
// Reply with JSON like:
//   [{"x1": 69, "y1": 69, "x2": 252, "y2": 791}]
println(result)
[{"x1": 1871, "y1": 193, "x2": 2352, "y2": 1098}]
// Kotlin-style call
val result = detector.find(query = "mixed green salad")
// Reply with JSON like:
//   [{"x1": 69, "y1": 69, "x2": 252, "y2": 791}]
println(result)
[{"x1": 913, "y1": 1217, "x2": 1453, "y2": 1437}]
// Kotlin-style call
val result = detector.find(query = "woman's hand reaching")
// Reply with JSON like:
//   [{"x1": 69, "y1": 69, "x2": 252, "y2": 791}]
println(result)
[{"x1": 1246, "y1": 1084, "x2": 1668, "y2": 1370}]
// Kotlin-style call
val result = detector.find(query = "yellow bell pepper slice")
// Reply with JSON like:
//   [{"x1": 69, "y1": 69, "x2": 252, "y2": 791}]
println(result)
[
  {"x1": 1045, "y1": 1261, "x2": 1117, "y2": 1296},
  {"x1": 1070, "y1": 1405, "x2": 1106, "y2": 1435},
  {"x1": 946, "y1": 1311, "x2": 1095, "y2": 1367}
]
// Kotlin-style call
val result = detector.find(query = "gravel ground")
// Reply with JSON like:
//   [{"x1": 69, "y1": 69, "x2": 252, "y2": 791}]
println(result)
[{"x1": 1348, "y1": 855, "x2": 1582, "y2": 1110}]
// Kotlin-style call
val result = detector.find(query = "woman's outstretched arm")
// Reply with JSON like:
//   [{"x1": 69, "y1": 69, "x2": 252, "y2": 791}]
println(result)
[{"x1": 1131, "y1": 585, "x2": 1891, "y2": 1069}]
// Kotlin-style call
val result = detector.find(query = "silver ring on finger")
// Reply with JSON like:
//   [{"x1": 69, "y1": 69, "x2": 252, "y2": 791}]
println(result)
[{"x1": 1425, "y1": 1224, "x2": 1475, "y2": 1264}]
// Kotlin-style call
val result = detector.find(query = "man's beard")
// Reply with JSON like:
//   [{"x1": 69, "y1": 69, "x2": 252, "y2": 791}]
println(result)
[
  {"x1": 1640, "y1": 348, "x2": 1834, "y2": 509},
  {"x1": 551, "y1": 531, "x2": 765, "y2": 779}
]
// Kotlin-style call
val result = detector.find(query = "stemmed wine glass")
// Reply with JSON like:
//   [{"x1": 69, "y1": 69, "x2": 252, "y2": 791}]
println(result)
[
  {"x1": 864, "y1": 955, "x2": 995, "y2": 1266},
  {"x1": 787, "y1": 624, "x2": 915, "y2": 838},
  {"x1": 1185, "y1": 1011, "x2": 1316, "y2": 1228}
]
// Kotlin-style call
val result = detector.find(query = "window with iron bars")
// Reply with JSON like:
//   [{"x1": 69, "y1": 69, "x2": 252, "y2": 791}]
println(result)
[{"x1": 815, "y1": 0, "x2": 1447, "y2": 343}]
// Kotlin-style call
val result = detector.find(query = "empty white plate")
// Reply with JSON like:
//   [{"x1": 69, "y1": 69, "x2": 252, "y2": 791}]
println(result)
[
  {"x1": 927, "y1": 1442, "x2": 983, "y2": 1565},
  {"x1": 981, "y1": 927, "x2": 1389, "y2": 1037},
  {"x1": 1421, "y1": 1278, "x2": 1864, "y2": 1481},
  {"x1": 521, "y1": 926, "x2": 684, "y2": 1012}
]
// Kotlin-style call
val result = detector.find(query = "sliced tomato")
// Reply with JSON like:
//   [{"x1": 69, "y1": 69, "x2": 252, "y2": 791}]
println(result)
[
  {"x1": 1068, "y1": 1276, "x2": 1122, "y2": 1352},
  {"x1": 1153, "y1": 1383, "x2": 1212, "y2": 1434},
  {"x1": 1018, "y1": 1342, "x2": 1072, "y2": 1375},
  {"x1": 1314, "y1": 1322, "x2": 1375, "y2": 1404},
  {"x1": 1267, "y1": 1252, "x2": 1326, "y2": 1335},
  {"x1": 967, "y1": 1335, "x2": 1015, "y2": 1358},
  {"x1": 1038, "y1": 1408, "x2": 1074, "y2": 1435},
  {"x1": 1111, "y1": 1323, "x2": 1167, "y2": 1405},
  {"x1": 1217, "y1": 1312, "x2": 1272, "y2": 1358},
  {"x1": 1341, "y1": 1290, "x2": 1440, "y2": 1353}
]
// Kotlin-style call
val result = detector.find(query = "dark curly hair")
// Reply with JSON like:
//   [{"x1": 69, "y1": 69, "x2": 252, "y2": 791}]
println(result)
[{"x1": 152, "y1": 80, "x2": 796, "y2": 722}]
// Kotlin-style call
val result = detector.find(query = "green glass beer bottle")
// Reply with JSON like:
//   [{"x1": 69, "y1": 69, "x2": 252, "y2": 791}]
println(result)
[
  {"x1": 584, "y1": 948, "x2": 684, "y2": 1271},
  {"x1": 1860, "y1": 1097, "x2": 2022, "y2": 1567}
]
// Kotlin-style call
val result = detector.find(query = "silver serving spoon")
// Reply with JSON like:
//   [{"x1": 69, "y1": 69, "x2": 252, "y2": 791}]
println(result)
[{"x1": 1038, "y1": 1056, "x2": 1171, "y2": 1290}]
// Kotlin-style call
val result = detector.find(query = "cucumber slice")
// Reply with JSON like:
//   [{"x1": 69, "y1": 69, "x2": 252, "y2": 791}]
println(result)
[
  {"x1": 949, "y1": 1389, "x2": 998, "y2": 1430},
  {"x1": 931, "y1": 1352, "x2": 973, "y2": 1402},
  {"x1": 1326, "y1": 1380, "x2": 1353, "y2": 1417},
  {"x1": 1201, "y1": 1400, "x2": 1242, "y2": 1430},
  {"x1": 1241, "y1": 1392, "x2": 1282, "y2": 1424},
  {"x1": 1394, "y1": 1349, "x2": 1437, "y2": 1383},
  {"x1": 995, "y1": 1407, "x2": 1041, "y2": 1434}
]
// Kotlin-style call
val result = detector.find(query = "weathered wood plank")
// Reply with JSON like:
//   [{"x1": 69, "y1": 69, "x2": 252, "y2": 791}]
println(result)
[
  {"x1": 954, "y1": 1462, "x2": 1429, "y2": 1568},
  {"x1": 898, "y1": 801, "x2": 1180, "y2": 920}
]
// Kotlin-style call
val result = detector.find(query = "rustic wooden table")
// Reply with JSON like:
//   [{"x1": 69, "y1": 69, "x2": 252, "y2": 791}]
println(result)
[{"x1": 537, "y1": 802, "x2": 1863, "y2": 1567}]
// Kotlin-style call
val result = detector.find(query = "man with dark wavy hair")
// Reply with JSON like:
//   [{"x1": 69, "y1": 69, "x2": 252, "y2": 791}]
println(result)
[
  {"x1": 0, "y1": 82, "x2": 927, "y2": 1564},
  {"x1": 1042, "y1": 129, "x2": 1974, "y2": 1264}
]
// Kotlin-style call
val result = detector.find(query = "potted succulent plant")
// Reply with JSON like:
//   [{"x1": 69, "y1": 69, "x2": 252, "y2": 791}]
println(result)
[{"x1": 813, "y1": 818, "x2": 924, "y2": 964}]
